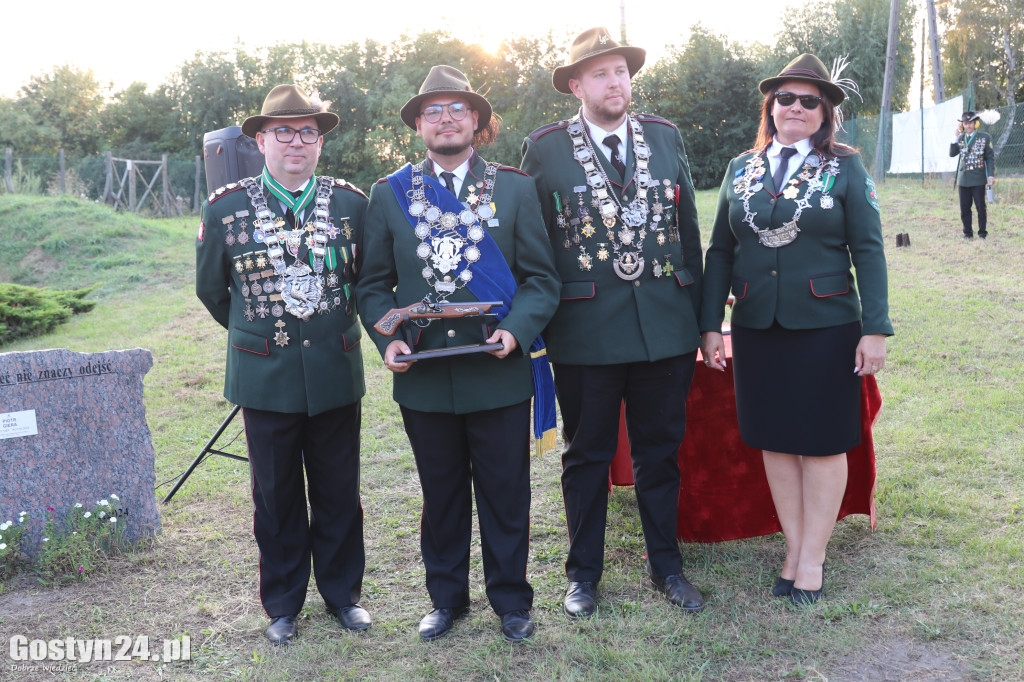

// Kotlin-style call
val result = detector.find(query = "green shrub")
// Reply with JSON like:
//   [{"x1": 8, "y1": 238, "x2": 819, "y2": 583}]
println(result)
[{"x1": 0, "y1": 283, "x2": 97, "y2": 346}]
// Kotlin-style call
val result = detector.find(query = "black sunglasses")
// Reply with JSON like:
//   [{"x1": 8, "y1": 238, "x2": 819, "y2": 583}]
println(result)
[{"x1": 774, "y1": 91, "x2": 823, "y2": 110}]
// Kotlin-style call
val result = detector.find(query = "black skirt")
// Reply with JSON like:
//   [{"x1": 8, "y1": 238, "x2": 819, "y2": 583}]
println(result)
[{"x1": 731, "y1": 320, "x2": 862, "y2": 456}]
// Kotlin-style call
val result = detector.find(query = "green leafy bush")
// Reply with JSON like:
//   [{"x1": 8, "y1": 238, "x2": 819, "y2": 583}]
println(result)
[{"x1": 0, "y1": 283, "x2": 96, "y2": 346}]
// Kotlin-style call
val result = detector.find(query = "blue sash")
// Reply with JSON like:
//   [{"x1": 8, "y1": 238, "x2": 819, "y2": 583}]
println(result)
[{"x1": 387, "y1": 163, "x2": 557, "y2": 453}]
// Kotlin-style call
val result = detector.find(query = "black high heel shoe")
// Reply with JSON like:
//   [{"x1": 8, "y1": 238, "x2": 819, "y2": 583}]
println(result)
[{"x1": 772, "y1": 577, "x2": 795, "y2": 597}]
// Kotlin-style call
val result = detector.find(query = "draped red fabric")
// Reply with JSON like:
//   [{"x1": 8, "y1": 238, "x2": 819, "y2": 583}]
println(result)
[{"x1": 609, "y1": 336, "x2": 880, "y2": 542}]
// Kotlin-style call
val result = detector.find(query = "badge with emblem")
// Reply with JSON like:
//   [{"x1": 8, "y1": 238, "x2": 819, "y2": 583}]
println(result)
[{"x1": 274, "y1": 321, "x2": 289, "y2": 347}]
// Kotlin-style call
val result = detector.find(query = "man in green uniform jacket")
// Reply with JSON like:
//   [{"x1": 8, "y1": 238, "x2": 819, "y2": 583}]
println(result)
[
  {"x1": 520, "y1": 27, "x2": 706, "y2": 618},
  {"x1": 949, "y1": 110, "x2": 997, "y2": 239},
  {"x1": 196, "y1": 84, "x2": 370, "y2": 645},
  {"x1": 356, "y1": 66, "x2": 559, "y2": 643}
]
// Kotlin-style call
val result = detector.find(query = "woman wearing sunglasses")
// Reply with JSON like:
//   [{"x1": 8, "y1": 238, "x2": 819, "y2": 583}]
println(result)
[{"x1": 699, "y1": 54, "x2": 893, "y2": 606}]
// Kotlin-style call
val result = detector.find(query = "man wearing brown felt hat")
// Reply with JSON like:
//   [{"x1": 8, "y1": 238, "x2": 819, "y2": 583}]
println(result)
[
  {"x1": 357, "y1": 65, "x2": 558, "y2": 643},
  {"x1": 197, "y1": 83, "x2": 371, "y2": 645},
  {"x1": 522, "y1": 27, "x2": 706, "y2": 619}
]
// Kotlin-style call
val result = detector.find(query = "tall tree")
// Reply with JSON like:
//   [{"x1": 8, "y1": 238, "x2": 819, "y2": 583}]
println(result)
[
  {"x1": 14, "y1": 65, "x2": 106, "y2": 156},
  {"x1": 635, "y1": 26, "x2": 763, "y2": 190},
  {"x1": 771, "y1": 0, "x2": 917, "y2": 119},
  {"x1": 942, "y1": 0, "x2": 1023, "y2": 109}
]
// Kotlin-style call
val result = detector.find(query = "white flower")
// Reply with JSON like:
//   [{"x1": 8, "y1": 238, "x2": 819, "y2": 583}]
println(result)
[
  {"x1": 110, "y1": 494, "x2": 120, "y2": 500},
  {"x1": 0, "y1": 522, "x2": 9, "y2": 531},
  {"x1": 110, "y1": 517, "x2": 118, "y2": 524},
  {"x1": 99, "y1": 511, "x2": 106, "y2": 518},
  {"x1": 99, "y1": 499, "x2": 109, "y2": 506},
  {"x1": 74, "y1": 503, "x2": 83, "y2": 508},
  {"x1": 19, "y1": 511, "x2": 27, "y2": 516},
  {"x1": 83, "y1": 512, "x2": 92, "y2": 519},
  {"x1": 43, "y1": 538, "x2": 49, "y2": 542},
  {"x1": 0, "y1": 543, "x2": 6, "y2": 550}
]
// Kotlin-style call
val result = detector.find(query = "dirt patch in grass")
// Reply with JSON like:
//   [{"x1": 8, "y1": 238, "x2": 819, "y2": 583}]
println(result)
[{"x1": 831, "y1": 637, "x2": 969, "y2": 681}]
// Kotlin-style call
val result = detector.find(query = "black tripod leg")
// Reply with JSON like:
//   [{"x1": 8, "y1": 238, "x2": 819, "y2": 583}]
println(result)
[{"x1": 162, "y1": 404, "x2": 243, "y2": 504}]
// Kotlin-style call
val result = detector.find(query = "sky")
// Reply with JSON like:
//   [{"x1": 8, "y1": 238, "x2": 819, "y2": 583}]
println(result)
[{"x1": 5, "y1": 0, "x2": 785, "y2": 98}]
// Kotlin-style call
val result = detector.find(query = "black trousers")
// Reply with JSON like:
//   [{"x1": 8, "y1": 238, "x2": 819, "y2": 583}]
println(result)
[
  {"x1": 400, "y1": 400, "x2": 533, "y2": 615},
  {"x1": 554, "y1": 352, "x2": 697, "y2": 582},
  {"x1": 243, "y1": 402, "x2": 364, "y2": 618},
  {"x1": 958, "y1": 184, "x2": 987, "y2": 236}
]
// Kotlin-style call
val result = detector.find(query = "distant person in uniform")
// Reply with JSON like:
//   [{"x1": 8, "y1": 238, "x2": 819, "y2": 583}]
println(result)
[
  {"x1": 950, "y1": 110, "x2": 997, "y2": 239},
  {"x1": 196, "y1": 84, "x2": 371, "y2": 644},
  {"x1": 356, "y1": 66, "x2": 559, "y2": 642},
  {"x1": 521, "y1": 27, "x2": 706, "y2": 619},
  {"x1": 701, "y1": 54, "x2": 893, "y2": 606}
]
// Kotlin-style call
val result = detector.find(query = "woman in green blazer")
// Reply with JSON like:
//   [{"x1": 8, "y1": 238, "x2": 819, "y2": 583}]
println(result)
[{"x1": 700, "y1": 55, "x2": 893, "y2": 606}]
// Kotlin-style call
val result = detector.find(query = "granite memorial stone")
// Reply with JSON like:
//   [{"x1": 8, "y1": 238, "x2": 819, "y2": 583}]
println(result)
[{"x1": 0, "y1": 348, "x2": 160, "y2": 554}]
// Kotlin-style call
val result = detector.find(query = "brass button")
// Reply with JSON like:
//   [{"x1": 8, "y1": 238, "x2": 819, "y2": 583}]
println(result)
[
  {"x1": 447, "y1": 330, "x2": 456, "y2": 338},
  {"x1": 303, "y1": 340, "x2": 311, "y2": 347},
  {"x1": 634, "y1": 280, "x2": 640, "y2": 288},
  {"x1": 770, "y1": 270, "x2": 777, "y2": 277},
  {"x1": 769, "y1": 198, "x2": 777, "y2": 205}
]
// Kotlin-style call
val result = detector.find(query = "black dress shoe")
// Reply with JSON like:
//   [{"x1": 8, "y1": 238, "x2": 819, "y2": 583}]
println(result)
[
  {"x1": 650, "y1": 572, "x2": 705, "y2": 612},
  {"x1": 563, "y1": 581, "x2": 597, "y2": 619},
  {"x1": 772, "y1": 577, "x2": 795, "y2": 597},
  {"x1": 500, "y1": 609, "x2": 535, "y2": 642},
  {"x1": 790, "y1": 565, "x2": 824, "y2": 606},
  {"x1": 333, "y1": 605, "x2": 372, "y2": 631},
  {"x1": 265, "y1": 615, "x2": 297, "y2": 645},
  {"x1": 418, "y1": 606, "x2": 467, "y2": 641}
]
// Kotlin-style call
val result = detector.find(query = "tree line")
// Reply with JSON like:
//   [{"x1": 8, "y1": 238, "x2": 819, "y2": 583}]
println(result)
[{"x1": 0, "y1": 0, "x2": 1018, "y2": 195}]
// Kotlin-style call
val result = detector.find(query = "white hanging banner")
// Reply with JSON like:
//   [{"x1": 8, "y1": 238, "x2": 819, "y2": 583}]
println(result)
[{"x1": 888, "y1": 95, "x2": 964, "y2": 174}]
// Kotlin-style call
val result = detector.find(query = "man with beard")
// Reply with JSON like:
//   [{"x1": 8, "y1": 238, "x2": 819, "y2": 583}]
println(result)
[
  {"x1": 196, "y1": 84, "x2": 371, "y2": 644},
  {"x1": 356, "y1": 66, "x2": 558, "y2": 642},
  {"x1": 521, "y1": 27, "x2": 706, "y2": 617}
]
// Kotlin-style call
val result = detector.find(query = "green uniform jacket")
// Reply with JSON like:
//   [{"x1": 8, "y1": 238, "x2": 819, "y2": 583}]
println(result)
[
  {"x1": 701, "y1": 150, "x2": 893, "y2": 337},
  {"x1": 521, "y1": 113, "x2": 703, "y2": 366},
  {"x1": 356, "y1": 153, "x2": 560, "y2": 415},
  {"x1": 195, "y1": 177, "x2": 367, "y2": 415},
  {"x1": 950, "y1": 131, "x2": 995, "y2": 187}
]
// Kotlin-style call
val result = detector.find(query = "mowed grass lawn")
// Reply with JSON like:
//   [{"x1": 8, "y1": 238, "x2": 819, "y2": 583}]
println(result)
[{"x1": 0, "y1": 178, "x2": 1022, "y2": 682}]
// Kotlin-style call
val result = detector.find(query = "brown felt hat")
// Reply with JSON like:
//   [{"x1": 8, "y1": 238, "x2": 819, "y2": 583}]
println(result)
[
  {"x1": 759, "y1": 54, "x2": 846, "y2": 105},
  {"x1": 400, "y1": 65, "x2": 492, "y2": 131},
  {"x1": 552, "y1": 27, "x2": 646, "y2": 95},
  {"x1": 241, "y1": 84, "x2": 339, "y2": 138}
]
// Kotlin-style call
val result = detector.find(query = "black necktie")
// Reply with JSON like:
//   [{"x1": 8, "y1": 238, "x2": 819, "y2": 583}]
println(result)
[
  {"x1": 284, "y1": 189, "x2": 302, "y2": 228},
  {"x1": 603, "y1": 134, "x2": 626, "y2": 179},
  {"x1": 773, "y1": 147, "x2": 797, "y2": 194},
  {"x1": 440, "y1": 171, "x2": 457, "y2": 196}
]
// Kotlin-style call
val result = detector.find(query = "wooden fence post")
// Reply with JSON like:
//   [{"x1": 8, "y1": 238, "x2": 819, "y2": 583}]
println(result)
[
  {"x1": 194, "y1": 155, "x2": 201, "y2": 212},
  {"x1": 128, "y1": 160, "x2": 137, "y2": 212},
  {"x1": 59, "y1": 148, "x2": 66, "y2": 193},
  {"x1": 104, "y1": 152, "x2": 113, "y2": 204},
  {"x1": 4, "y1": 148, "x2": 13, "y2": 194}
]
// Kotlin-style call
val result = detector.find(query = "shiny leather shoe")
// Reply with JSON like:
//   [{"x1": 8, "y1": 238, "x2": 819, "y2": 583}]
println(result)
[
  {"x1": 418, "y1": 606, "x2": 467, "y2": 641},
  {"x1": 265, "y1": 615, "x2": 297, "y2": 645},
  {"x1": 563, "y1": 581, "x2": 597, "y2": 619},
  {"x1": 333, "y1": 605, "x2": 372, "y2": 631},
  {"x1": 772, "y1": 577, "x2": 795, "y2": 597},
  {"x1": 651, "y1": 572, "x2": 705, "y2": 612},
  {"x1": 500, "y1": 609, "x2": 535, "y2": 643}
]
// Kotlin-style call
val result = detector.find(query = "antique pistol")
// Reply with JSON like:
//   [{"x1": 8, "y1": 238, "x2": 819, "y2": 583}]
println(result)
[{"x1": 373, "y1": 298, "x2": 504, "y2": 337}]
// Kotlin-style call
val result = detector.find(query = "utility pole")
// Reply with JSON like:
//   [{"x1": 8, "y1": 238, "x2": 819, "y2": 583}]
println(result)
[
  {"x1": 874, "y1": 0, "x2": 901, "y2": 179},
  {"x1": 927, "y1": 0, "x2": 946, "y2": 102},
  {"x1": 620, "y1": 0, "x2": 628, "y2": 44}
]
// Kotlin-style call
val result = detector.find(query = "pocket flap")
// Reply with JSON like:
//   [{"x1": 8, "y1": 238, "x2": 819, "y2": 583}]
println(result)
[
  {"x1": 731, "y1": 277, "x2": 748, "y2": 300},
  {"x1": 343, "y1": 320, "x2": 362, "y2": 351},
  {"x1": 230, "y1": 328, "x2": 270, "y2": 356},
  {"x1": 809, "y1": 272, "x2": 850, "y2": 297},
  {"x1": 673, "y1": 268, "x2": 695, "y2": 287},
  {"x1": 560, "y1": 281, "x2": 596, "y2": 300}
]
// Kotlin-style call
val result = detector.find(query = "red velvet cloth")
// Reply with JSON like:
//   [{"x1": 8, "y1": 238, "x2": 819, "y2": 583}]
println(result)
[{"x1": 610, "y1": 335, "x2": 881, "y2": 542}]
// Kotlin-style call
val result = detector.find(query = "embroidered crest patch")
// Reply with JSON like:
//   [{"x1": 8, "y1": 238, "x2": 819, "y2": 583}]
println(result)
[
  {"x1": 197, "y1": 220, "x2": 205, "y2": 242},
  {"x1": 865, "y1": 177, "x2": 880, "y2": 213}
]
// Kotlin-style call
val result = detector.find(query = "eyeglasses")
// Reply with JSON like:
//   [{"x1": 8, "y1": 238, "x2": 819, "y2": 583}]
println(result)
[
  {"x1": 774, "y1": 91, "x2": 823, "y2": 110},
  {"x1": 420, "y1": 102, "x2": 471, "y2": 124},
  {"x1": 262, "y1": 126, "x2": 322, "y2": 144}
]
